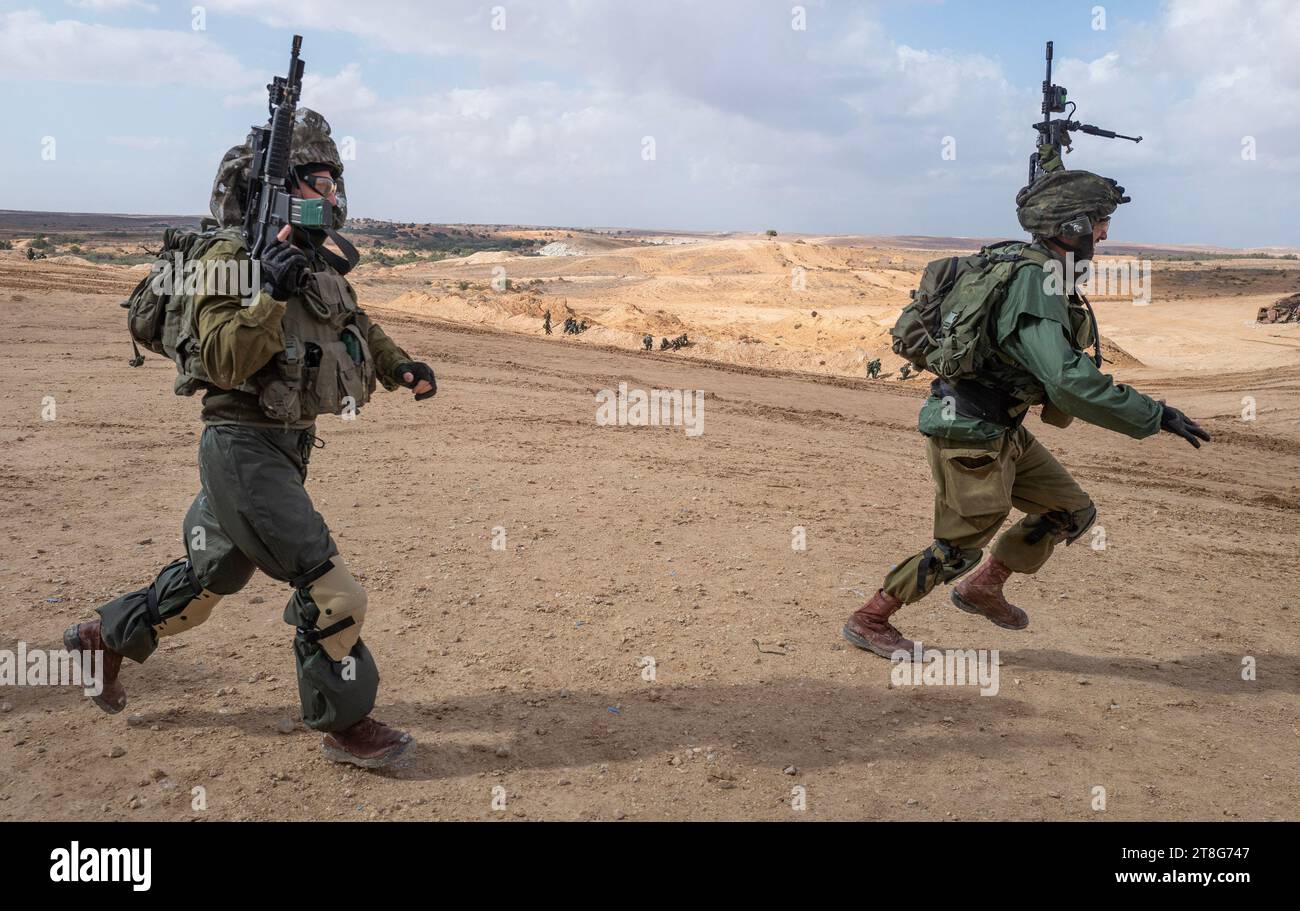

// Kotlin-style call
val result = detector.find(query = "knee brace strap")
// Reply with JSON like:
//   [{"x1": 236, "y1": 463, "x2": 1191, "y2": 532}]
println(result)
[
  {"x1": 1063, "y1": 503, "x2": 1098, "y2": 546},
  {"x1": 149, "y1": 558, "x2": 223, "y2": 637},
  {"x1": 299, "y1": 558, "x2": 367, "y2": 662},
  {"x1": 916, "y1": 540, "x2": 983, "y2": 592},
  {"x1": 1025, "y1": 503, "x2": 1097, "y2": 546}
]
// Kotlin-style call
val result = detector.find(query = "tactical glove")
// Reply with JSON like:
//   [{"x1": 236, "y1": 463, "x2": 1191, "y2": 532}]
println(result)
[
  {"x1": 394, "y1": 361, "x2": 437, "y2": 400},
  {"x1": 259, "y1": 241, "x2": 310, "y2": 301},
  {"x1": 1159, "y1": 402, "x2": 1211, "y2": 449}
]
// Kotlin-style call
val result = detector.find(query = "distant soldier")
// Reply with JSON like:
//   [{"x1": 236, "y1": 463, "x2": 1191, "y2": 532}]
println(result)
[
  {"x1": 898, "y1": 364, "x2": 913, "y2": 380},
  {"x1": 578, "y1": 320, "x2": 589, "y2": 334},
  {"x1": 543, "y1": 310, "x2": 552, "y2": 335},
  {"x1": 660, "y1": 337, "x2": 671, "y2": 350},
  {"x1": 26, "y1": 247, "x2": 35, "y2": 261},
  {"x1": 866, "y1": 358, "x2": 882, "y2": 379},
  {"x1": 643, "y1": 334, "x2": 653, "y2": 351}
]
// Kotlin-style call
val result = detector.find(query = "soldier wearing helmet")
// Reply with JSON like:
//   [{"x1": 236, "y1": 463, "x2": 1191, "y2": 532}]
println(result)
[
  {"x1": 67, "y1": 110, "x2": 433, "y2": 768},
  {"x1": 843, "y1": 170, "x2": 1211, "y2": 658}
]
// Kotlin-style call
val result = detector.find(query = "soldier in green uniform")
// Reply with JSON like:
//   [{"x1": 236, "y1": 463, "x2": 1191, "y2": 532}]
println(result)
[
  {"x1": 843, "y1": 170, "x2": 1211, "y2": 657},
  {"x1": 64, "y1": 110, "x2": 435, "y2": 767},
  {"x1": 866, "y1": 358, "x2": 882, "y2": 379}
]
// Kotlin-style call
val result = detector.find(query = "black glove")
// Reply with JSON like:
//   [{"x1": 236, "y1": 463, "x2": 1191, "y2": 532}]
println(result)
[
  {"x1": 1159, "y1": 402, "x2": 1211, "y2": 449},
  {"x1": 259, "y1": 240, "x2": 309, "y2": 301},
  {"x1": 394, "y1": 361, "x2": 437, "y2": 400}
]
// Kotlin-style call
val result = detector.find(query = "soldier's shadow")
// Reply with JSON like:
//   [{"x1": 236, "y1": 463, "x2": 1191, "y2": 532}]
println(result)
[
  {"x1": 997, "y1": 648, "x2": 1296, "y2": 697},
  {"x1": 373, "y1": 646, "x2": 1299, "y2": 781},
  {"x1": 16, "y1": 641, "x2": 1295, "y2": 784},
  {"x1": 152, "y1": 675, "x2": 1047, "y2": 781},
  {"x1": 383, "y1": 677, "x2": 1038, "y2": 781},
  {"x1": 118, "y1": 640, "x2": 1300, "y2": 781}
]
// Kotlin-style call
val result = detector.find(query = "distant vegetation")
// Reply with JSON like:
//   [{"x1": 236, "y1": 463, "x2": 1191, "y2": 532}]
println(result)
[
  {"x1": 78, "y1": 250, "x2": 158, "y2": 266},
  {"x1": 1149, "y1": 251, "x2": 1299, "y2": 262},
  {"x1": 352, "y1": 222, "x2": 541, "y2": 265}
]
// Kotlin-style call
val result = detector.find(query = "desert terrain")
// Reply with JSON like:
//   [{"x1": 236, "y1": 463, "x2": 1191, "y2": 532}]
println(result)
[{"x1": 1, "y1": 219, "x2": 1298, "y2": 821}]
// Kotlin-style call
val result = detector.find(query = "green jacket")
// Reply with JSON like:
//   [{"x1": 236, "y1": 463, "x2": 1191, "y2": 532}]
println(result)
[
  {"x1": 193, "y1": 235, "x2": 411, "y2": 427},
  {"x1": 918, "y1": 253, "x2": 1161, "y2": 442}
]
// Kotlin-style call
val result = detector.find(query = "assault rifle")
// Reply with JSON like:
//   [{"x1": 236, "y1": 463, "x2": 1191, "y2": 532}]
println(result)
[
  {"x1": 242, "y1": 36, "x2": 328, "y2": 263},
  {"x1": 1028, "y1": 41, "x2": 1142, "y2": 185}
]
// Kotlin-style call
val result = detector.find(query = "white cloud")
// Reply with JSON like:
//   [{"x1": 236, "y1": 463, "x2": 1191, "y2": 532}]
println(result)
[
  {"x1": 3, "y1": 0, "x2": 1296, "y2": 245},
  {"x1": 66, "y1": 0, "x2": 159, "y2": 12},
  {"x1": 0, "y1": 9, "x2": 252, "y2": 88}
]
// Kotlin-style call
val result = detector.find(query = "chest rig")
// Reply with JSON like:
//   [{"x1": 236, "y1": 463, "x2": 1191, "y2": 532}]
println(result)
[{"x1": 256, "y1": 268, "x2": 378, "y2": 425}]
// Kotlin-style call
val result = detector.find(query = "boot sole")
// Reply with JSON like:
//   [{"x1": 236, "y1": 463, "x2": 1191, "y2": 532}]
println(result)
[
  {"x1": 950, "y1": 592, "x2": 1029, "y2": 631},
  {"x1": 841, "y1": 625, "x2": 909, "y2": 659},
  {"x1": 322, "y1": 736, "x2": 412, "y2": 770},
  {"x1": 63, "y1": 625, "x2": 127, "y2": 715}
]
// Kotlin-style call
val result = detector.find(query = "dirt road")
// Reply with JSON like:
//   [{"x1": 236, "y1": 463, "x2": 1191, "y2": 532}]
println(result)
[{"x1": 1, "y1": 287, "x2": 1297, "y2": 821}]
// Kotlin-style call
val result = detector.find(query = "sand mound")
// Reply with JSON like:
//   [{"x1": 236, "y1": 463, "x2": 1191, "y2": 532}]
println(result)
[
  {"x1": 597, "y1": 302, "x2": 687, "y2": 335},
  {"x1": 1100, "y1": 336, "x2": 1143, "y2": 367},
  {"x1": 460, "y1": 251, "x2": 517, "y2": 265},
  {"x1": 385, "y1": 289, "x2": 570, "y2": 328},
  {"x1": 764, "y1": 311, "x2": 893, "y2": 351}
]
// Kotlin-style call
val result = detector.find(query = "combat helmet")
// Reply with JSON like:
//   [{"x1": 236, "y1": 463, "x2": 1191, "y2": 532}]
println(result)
[
  {"x1": 210, "y1": 108, "x2": 347, "y2": 230},
  {"x1": 1015, "y1": 169, "x2": 1129, "y2": 240}
]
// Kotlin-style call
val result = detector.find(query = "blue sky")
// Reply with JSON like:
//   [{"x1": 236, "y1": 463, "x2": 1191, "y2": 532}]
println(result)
[{"x1": 1, "y1": 0, "x2": 1295, "y2": 247}]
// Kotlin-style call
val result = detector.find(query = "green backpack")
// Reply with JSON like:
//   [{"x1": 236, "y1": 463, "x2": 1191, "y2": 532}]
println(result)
[
  {"x1": 890, "y1": 241, "x2": 1051, "y2": 381},
  {"x1": 121, "y1": 221, "x2": 244, "y2": 394}
]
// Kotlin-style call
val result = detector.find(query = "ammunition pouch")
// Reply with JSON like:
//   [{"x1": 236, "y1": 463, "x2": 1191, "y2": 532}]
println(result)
[{"x1": 258, "y1": 336, "x2": 305, "y2": 424}]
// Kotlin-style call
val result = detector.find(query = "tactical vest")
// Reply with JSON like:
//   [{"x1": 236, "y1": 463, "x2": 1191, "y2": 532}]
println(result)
[
  {"x1": 247, "y1": 269, "x2": 379, "y2": 425},
  {"x1": 893, "y1": 241, "x2": 1098, "y2": 426},
  {"x1": 174, "y1": 237, "x2": 378, "y2": 426},
  {"x1": 965, "y1": 284, "x2": 1096, "y2": 422}
]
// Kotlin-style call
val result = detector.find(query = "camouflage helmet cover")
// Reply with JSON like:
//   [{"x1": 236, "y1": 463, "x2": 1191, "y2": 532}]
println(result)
[
  {"x1": 209, "y1": 108, "x2": 347, "y2": 228},
  {"x1": 1015, "y1": 169, "x2": 1130, "y2": 239}
]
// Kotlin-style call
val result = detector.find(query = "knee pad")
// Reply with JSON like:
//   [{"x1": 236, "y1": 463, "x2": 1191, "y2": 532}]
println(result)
[
  {"x1": 1025, "y1": 502, "x2": 1097, "y2": 546},
  {"x1": 294, "y1": 557, "x2": 367, "y2": 662},
  {"x1": 916, "y1": 540, "x2": 984, "y2": 592},
  {"x1": 150, "y1": 558, "x2": 223, "y2": 638},
  {"x1": 1063, "y1": 502, "x2": 1098, "y2": 545}
]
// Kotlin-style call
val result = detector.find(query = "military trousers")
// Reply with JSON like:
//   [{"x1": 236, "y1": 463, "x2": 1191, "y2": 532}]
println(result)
[
  {"x1": 881, "y1": 425, "x2": 1095, "y2": 604},
  {"x1": 97, "y1": 424, "x2": 379, "y2": 732}
]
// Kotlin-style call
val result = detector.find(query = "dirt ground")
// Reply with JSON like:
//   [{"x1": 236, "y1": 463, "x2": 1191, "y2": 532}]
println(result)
[{"x1": 0, "y1": 244, "x2": 1297, "y2": 821}]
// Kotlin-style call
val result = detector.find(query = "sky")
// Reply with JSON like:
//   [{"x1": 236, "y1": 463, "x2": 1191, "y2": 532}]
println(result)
[{"x1": 0, "y1": 0, "x2": 1295, "y2": 247}]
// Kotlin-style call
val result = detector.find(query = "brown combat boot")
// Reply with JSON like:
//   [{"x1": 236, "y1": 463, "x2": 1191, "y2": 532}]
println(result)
[
  {"x1": 62, "y1": 619, "x2": 127, "y2": 714},
  {"x1": 842, "y1": 590, "x2": 915, "y2": 658},
  {"x1": 951, "y1": 557, "x2": 1029, "y2": 630},
  {"x1": 322, "y1": 716, "x2": 413, "y2": 769}
]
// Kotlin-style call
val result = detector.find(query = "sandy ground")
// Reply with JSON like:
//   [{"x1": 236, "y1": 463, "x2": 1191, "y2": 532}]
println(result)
[{"x1": 0, "y1": 244, "x2": 1298, "y2": 821}]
